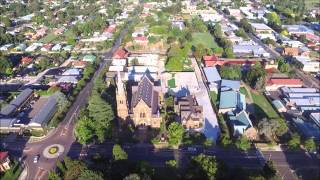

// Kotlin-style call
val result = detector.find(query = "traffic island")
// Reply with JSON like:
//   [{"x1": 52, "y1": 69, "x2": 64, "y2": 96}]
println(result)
[{"x1": 43, "y1": 144, "x2": 64, "y2": 159}]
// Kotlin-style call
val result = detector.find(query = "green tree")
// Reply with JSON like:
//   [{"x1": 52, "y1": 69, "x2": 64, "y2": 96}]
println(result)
[
  {"x1": 223, "y1": 48, "x2": 234, "y2": 58},
  {"x1": 213, "y1": 23, "x2": 223, "y2": 38},
  {"x1": 187, "y1": 154, "x2": 218, "y2": 180},
  {"x1": 75, "y1": 115, "x2": 95, "y2": 144},
  {"x1": 235, "y1": 136, "x2": 251, "y2": 151},
  {"x1": 63, "y1": 157, "x2": 88, "y2": 180},
  {"x1": 166, "y1": 160, "x2": 177, "y2": 168},
  {"x1": 48, "y1": 171, "x2": 61, "y2": 180},
  {"x1": 263, "y1": 161, "x2": 277, "y2": 179},
  {"x1": 288, "y1": 133, "x2": 301, "y2": 150},
  {"x1": 0, "y1": 55, "x2": 13, "y2": 76},
  {"x1": 304, "y1": 138, "x2": 316, "y2": 153},
  {"x1": 78, "y1": 170, "x2": 103, "y2": 180},
  {"x1": 244, "y1": 62, "x2": 266, "y2": 89},
  {"x1": 167, "y1": 122, "x2": 184, "y2": 145},
  {"x1": 277, "y1": 58, "x2": 289, "y2": 73},
  {"x1": 239, "y1": 18, "x2": 253, "y2": 33},
  {"x1": 124, "y1": 174, "x2": 141, "y2": 180},
  {"x1": 165, "y1": 56, "x2": 183, "y2": 71},
  {"x1": 112, "y1": 144, "x2": 128, "y2": 160},
  {"x1": 220, "y1": 64, "x2": 241, "y2": 80},
  {"x1": 88, "y1": 92, "x2": 115, "y2": 142},
  {"x1": 235, "y1": 28, "x2": 248, "y2": 39},
  {"x1": 266, "y1": 12, "x2": 281, "y2": 30}
]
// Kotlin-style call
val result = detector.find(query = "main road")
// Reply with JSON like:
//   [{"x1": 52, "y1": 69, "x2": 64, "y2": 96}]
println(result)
[{"x1": 12, "y1": 19, "x2": 133, "y2": 180}]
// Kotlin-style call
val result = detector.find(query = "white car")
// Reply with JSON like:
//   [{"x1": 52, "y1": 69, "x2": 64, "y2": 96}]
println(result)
[{"x1": 33, "y1": 155, "x2": 40, "y2": 163}]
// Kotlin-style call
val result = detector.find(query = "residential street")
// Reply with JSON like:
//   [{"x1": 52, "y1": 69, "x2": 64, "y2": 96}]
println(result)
[{"x1": 3, "y1": 20, "x2": 133, "y2": 180}]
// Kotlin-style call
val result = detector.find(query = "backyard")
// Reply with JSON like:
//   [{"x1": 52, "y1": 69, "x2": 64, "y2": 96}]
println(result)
[
  {"x1": 39, "y1": 33, "x2": 58, "y2": 43},
  {"x1": 192, "y1": 32, "x2": 218, "y2": 49},
  {"x1": 251, "y1": 91, "x2": 279, "y2": 119}
]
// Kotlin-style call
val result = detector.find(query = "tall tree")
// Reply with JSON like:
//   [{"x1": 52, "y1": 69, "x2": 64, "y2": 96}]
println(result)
[
  {"x1": 75, "y1": 115, "x2": 95, "y2": 144},
  {"x1": 167, "y1": 122, "x2": 184, "y2": 145},
  {"x1": 220, "y1": 64, "x2": 241, "y2": 80},
  {"x1": 78, "y1": 170, "x2": 104, "y2": 180},
  {"x1": 186, "y1": 154, "x2": 219, "y2": 180},
  {"x1": 235, "y1": 136, "x2": 251, "y2": 151},
  {"x1": 304, "y1": 138, "x2": 316, "y2": 153},
  {"x1": 112, "y1": 144, "x2": 128, "y2": 160}
]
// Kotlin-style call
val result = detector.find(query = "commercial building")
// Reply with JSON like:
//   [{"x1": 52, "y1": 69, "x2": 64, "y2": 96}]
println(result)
[{"x1": 265, "y1": 78, "x2": 303, "y2": 91}]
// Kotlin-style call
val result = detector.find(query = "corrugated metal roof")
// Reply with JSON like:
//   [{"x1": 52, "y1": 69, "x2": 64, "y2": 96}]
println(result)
[
  {"x1": 0, "y1": 118, "x2": 17, "y2": 127},
  {"x1": 29, "y1": 95, "x2": 57, "y2": 127},
  {"x1": 0, "y1": 88, "x2": 33, "y2": 116},
  {"x1": 203, "y1": 67, "x2": 221, "y2": 82}
]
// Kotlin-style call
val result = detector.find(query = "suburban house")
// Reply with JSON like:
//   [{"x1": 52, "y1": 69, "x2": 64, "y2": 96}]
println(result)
[
  {"x1": 283, "y1": 25, "x2": 314, "y2": 37},
  {"x1": 251, "y1": 23, "x2": 273, "y2": 34},
  {"x1": 228, "y1": 110, "x2": 257, "y2": 139},
  {"x1": 265, "y1": 78, "x2": 303, "y2": 91},
  {"x1": 128, "y1": 54, "x2": 159, "y2": 66},
  {"x1": 282, "y1": 40, "x2": 304, "y2": 48},
  {"x1": 72, "y1": 61, "x2": 87, "y2": 69},
  {"x1": 116, "y1": 74, "x2": 162, "y2": 128},
  {"x1": 219, "y1": 90, "x2": 246, "y2": 113},
  {"x1": 21, "y1": 57, "x2": 33, "y2": 65},
  {"x1": 175, "y1": 95, "x2": 204, "y2": 129},
  {"x1": 83, "y1": 54, "x2": 96, "y2": 62},
  {"x1": 51, "y1": 44, "x2": 62, "y2": 51},
  {"x1": 294, "y1": 56, "x2": 320, "y2": 73},
  {"x1": 0, "y1": 152, "x2": 10, "y2": 172},
  {"x1": 61, "y1": 68, "x2": 81, "y2": 76},
  {"x1": 282, "y1": 47, "x2": 299, "y2": 56},
  {"x1": 233, "y1": 44, "x2": 270, "y2": 57},
  {"x1": 57, "y1": 76, "x2": 79, "y2": 84},
  {"x1": 41, "y1": 43, "x2": 54, "y2": 52},
  {"x1": 171, "y1": 20, "x2": 185, "y2": 30},
  {"x1": 203, "y1": 66, "x2": 221, "y2": 92}
]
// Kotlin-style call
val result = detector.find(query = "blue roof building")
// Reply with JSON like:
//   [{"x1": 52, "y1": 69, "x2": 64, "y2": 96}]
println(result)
[
  {"x1": 219, "y1": 90, "x2": 246, "y2": 113},
  {"x1": 203, "y1": 66, "x2": 221, "y2": 92},
  {"x1": 228, "y1": 111, "x2": 255, "y2": 137},
  {"x1": 221, "y1": 79, "x2": 240, "y2": 92}
]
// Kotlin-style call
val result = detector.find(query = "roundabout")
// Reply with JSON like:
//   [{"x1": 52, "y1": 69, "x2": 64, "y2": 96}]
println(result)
[{"x1": 43, "y1": 144, "x2": 64, "y2": 159}]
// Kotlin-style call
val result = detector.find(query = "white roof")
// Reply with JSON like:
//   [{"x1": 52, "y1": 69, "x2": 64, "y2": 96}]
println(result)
[
  {"x1": 108, "y1": 65, "x2": 124, "y2": 72},
  {"x1": 58, "y1": 76, "x2": 78, "y2": 83},
  {"x1": 127, "y1": 66, "x2": 158, "y2": 73},
  {"x1": 62, "y1": 68, "x2": 81, "y2": 76},
  {"x1": 251, "y1": 23, "x2": 273, "y2": 31}
]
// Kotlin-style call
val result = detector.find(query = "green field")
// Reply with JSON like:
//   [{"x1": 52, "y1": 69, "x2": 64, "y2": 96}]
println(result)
[
  {"x1": 192, "y1": 32, "x2": 218, "y2": 49},
  {"x1": 39, "y1": 33, "x2": 57, "y2": 43},
  {"x1": 251, "y1": 92, "x2": 279, "y2": 119},
  {"x1": 149, "y1": 25, "x2": 169, "y2": 35}
]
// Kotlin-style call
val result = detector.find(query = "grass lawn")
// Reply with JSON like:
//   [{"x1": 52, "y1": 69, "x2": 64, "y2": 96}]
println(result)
[
  {"x1": 1, "y1": 161, "x2": 22, "y2": 180},
  {"x1": 192, "y1": 32, "x2": 218, "y2": 49},
  {"x1": 149, "y1": 25, "x2": 169, "y2": 35},
  {"x1": 251, "y1": 92, "x2": 279, "y2": 119},
  {"x1": 240, "y1": 87, "x2": 249, "y2": 97},
  {"x1": 209, "y1": 91, "x2": 218, "y2": 107},
  {"x1": 39, "y1": 33, "x2": 57, "y2": 43}
]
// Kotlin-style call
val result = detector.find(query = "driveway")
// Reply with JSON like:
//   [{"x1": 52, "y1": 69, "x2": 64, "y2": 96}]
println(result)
[{"x1": 190, "y1": 58, "x2": 220, "y2": 142}]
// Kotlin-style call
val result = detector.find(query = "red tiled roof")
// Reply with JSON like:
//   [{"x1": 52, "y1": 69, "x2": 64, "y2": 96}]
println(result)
[
  {"x1": 104, "y1": 25, "x2": 116, "y2": 33},
  {"x1": 0, "y1": 151, "x2": 8, "y2": 161},
  {"x1": 202, "y1": 55, "x2": 218, "y2": 62},
  {"x1": 21, "y1": 57, "x2": 33, "y2": 64},
  {"x1": 113, "y1": 48, "x2": 128, "y2": 59},
  {"x1": 134, "y1": 36, "x2": 147, "y2": 41},
  {"x1": 72, "y1": 61, "x2": 87, "y2": 67},
  {"x1": 268, "y1": 78, "x2": 303, "y2": 85}
]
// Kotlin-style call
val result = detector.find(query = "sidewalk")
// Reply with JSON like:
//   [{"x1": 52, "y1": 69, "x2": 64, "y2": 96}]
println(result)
[{"x1": 18, "y1": 164, "x2": 28, "y2": 180}]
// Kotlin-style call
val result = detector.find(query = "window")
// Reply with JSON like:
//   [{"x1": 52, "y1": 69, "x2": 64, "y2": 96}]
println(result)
[{"x1": 140, "y1": 112, "x2": 146, "y2": 118}]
